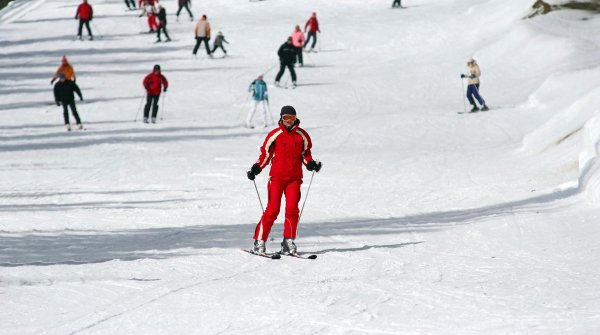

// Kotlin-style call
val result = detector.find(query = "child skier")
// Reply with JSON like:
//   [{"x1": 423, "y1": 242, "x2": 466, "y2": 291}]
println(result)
[
  {"x1": 210, "y1": 31, "x2": 229, "y2": 56},
  {"x1": 246, "y1": 74, "x2": 270, "y2": 128}
]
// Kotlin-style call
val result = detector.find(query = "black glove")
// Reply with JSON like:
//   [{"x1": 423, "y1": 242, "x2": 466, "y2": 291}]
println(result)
[
  {"x1": 163, "y1": 88, "x2": 167, "y2": 92},
  {"x1": 460, "y1": 74, "x2": 466, "y2": 78},
  {"x1": 306, "y1": 160, "x2": 322, "y2": 172},
  {"x1": 247, "y1": 163, "x2": 261, "y2": 180},
  {"x1": 80, "y1": 97, "x2": 84, "y2": 101},
  {"x1": 56, "y1": 101, "x2": 60, "y2": 106}
]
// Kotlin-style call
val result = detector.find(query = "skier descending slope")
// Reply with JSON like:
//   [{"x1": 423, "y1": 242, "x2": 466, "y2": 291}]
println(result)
[
  {"x1": 303, "y1": 12, "x2": 320, "y2": 52},
  {"x1": 274, "y1": 37, "x2": 298, "y2": 88},
  {"x1": 246, "y1": 74, "x2": 270, "y2": 128},
  {"x1": 75, "y1": 0, "x2": 94, "y2": 40},
  {"x1": 461, "y1": 58, "x2": 489, "y2": 112},
  {"x1": 246, "y1": 106, "x2": 322, "y2": 255},
  {"x1": 54, "y1": 74, "x2": 84, "y2": 131},
  {"x1": 142, "y1": 64, "x2": 169, "y2": 123}
]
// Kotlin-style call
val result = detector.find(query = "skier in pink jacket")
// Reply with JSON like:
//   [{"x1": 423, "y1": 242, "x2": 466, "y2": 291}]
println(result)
[{"x1": 291, "y1": 25, "x2": 305, "y2": 67}]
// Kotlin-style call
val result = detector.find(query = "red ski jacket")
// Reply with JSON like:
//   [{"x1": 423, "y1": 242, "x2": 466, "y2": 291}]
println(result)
[
  {"x1": 304, "y1": 17, "x2": 319, "y2": 33},
  {"x1": 256, "y1": 121, "x2": 313, "y2": 180},
  {"x1": 76, "y1": 3, "x2": 93, "y2": 20},
  {"x1": 143, "y1": 72, "x2": 168, "y2": 95}
]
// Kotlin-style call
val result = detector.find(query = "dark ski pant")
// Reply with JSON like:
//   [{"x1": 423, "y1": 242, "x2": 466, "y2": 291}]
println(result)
[
  {"x1": 144, "y1": 94, "x2": 161, "y2": 119},
  {"x1": 124, "y1": 0, "x2": 136, "y2": 9},
  {"x1": 275, "y1": 62, "x2": 297, "y2": 83},
  {"x1": 296, "y1": 46, "x2": 303, "y2": 66},
  {"x1": 466, "y1": 84, "x2": 485, "y2": 107},
  {"x1": 77, "y1": 19, "x2": 93, "y2": 38},
  {"x1": 304, "y1": 32, "x2": 317, "y2": 49},
  {"x1": 176, "y1": 4, "x2": 193, "y2": 18},
  {"x1": 193, "y1": 37, "x2": 211, "y2": 55},
  {"x1": 60, "y1": 100, "x2": 82, "y2": 125},
  {"x1": 392, "y1": 0, "x2": 402, "y2": 7},
  {"x1": 157, "y1": 23, "x2": 170, "y2": 41},
  {"x1": 211, "y1": 45, "x2": 227, "y2": 54}
]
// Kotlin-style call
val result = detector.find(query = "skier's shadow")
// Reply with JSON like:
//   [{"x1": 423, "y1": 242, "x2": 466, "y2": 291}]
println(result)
[{"x1": 309, "y1": 241, "x2": 424, "y2": 255}]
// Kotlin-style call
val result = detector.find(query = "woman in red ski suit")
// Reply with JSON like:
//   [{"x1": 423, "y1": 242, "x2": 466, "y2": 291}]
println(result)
[
  {"x1": 247, "y1": 105, "x2": 322, "y2": 255},
  {"x1": 142, "y1": 64, "x2": 168, "y2": 123}
]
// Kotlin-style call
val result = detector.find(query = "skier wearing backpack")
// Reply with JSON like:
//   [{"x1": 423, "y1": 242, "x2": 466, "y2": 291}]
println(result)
[
  {"x1": 75, "y1": 0, "x2": 93, "y2": 40},
  {"x1": 142, "y1": 64, "x2": 169, "y2": 123},
  {"x1": 461, "y1": 58, "x2": 489, "y2": 112},
  {"x1": 246, "y1": 74, "x2": 270, "y2": 128},
  {"x1": 246, "y1": 105, "x2": 322, "y2": 255},
  {"x1": 274, "y1": 37, "x2": 297, "y2": 88},
  {"x1": 303, "y1": 12, "x2": 320, "y2": 52},
  {"x1": 54, "y1": 73, "x2": 84, "y2": 131}
]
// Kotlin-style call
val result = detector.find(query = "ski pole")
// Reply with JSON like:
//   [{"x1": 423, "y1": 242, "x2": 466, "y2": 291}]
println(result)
[
  {"x1": 252, "y1": 179, "x2": 265, "y2": 214},
  {"x1": 160, "y1": 91, "x2": 167, "y2": 120},
  {"x1": 134, "y1": 93, "x2": 146, "y2": 122},
  {"x1": 91, "y1": 21, "x2": 103, "y2": 39},
  {"x1": 239, "y1": 92, "x2": 251, "y2": 124},
  {"x1": 318, "y1": 32, "x2": 322, "y2": 51},
  {"x1": 460, "y1": 77, "x2": 467, "y2": 114},
  {"x1": 266, "y1": 99, "x2": 274, "y2": 125},
  {"x1": 296, "y1": 170, "x2": 316, "y2": 238}
]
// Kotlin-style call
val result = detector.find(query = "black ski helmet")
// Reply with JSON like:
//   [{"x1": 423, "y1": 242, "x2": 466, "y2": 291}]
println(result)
[
  {"x1": 153, "y1": 64, "x2": 161, "y2": 71},
  {"x1": 280, "y1": 105, "x2": 296, "y2": 116}
]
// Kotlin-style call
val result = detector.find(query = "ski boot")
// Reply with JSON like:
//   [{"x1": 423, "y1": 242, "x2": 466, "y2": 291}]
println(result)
[
  {"x1": 469, "y1": 105, "x2": 479, "y2": 113},
  {"x1": 481, "y1": 105, "x2": 489, "y2": 112},
  {"x1": 292, "y1": 81, "x2": 297, "y2": 88},
  {"x1": 65, "y1": 124, "x2": 71, "y2": 131},
  {"x1": 143, "y1": 117, "x2": 149, "y2": 124},
  {"x1": 77, "y1": 123, "x2": 84, "y2": 130},
  {"x1": 280, "y1": 238, "x2": 297, "y2": 255},
  {"x1": 252, "y1": 240, "x2": 266, "y2": 254},
  {"x1": 151, "y1": 117, "x2": 156, "y2": 124}
]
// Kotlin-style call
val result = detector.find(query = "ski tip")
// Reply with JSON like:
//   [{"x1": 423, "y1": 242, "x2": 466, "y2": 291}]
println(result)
[
  {"x1": 307, "y1": 255, "x2": 317, "y2": 260},
  {"x1": 272, "y1": 254, "x2": 282, "y2": 259}
]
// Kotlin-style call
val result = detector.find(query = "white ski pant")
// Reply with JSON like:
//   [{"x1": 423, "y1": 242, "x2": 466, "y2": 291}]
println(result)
[{"x1": 246, "y1": 100, "x2": 270, "y2": 127}]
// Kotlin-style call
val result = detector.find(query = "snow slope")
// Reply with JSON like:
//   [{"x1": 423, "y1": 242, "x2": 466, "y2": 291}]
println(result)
[{"x1": 1, "y1": 0, "x2": 600, "y2": 333}]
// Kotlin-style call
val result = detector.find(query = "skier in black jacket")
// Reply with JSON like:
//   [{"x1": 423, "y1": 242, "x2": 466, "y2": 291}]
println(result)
[
  {"x1": 156, "y1": 5, "x2": 171, "y2": 42},
  {"x1": 274, "y1": 36, "x2": 297, "y2": 88},
  {"x1": 53, "y1": 73, "x2": 84, "y2": 131}
]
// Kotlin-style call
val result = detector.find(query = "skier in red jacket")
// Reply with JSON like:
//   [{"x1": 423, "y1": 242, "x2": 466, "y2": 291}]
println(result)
[
  {"x1": 142, "y1": 64, "x2": 168, "y2": 123},
  {"x1": 75, "y1": 0, "x2": 94, "y2": 40},
  {"x1": 303, "y1": 12, "x2": 320, "y2": 52},
  {"x1": 247, "y1": 105, "x2": 322, "y2": 255}
]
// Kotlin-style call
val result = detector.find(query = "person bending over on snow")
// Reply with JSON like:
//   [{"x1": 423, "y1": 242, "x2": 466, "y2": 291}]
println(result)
[
  {"x1": 274, "y1": 36, "x2": 298, "y2": 88},
  {"x1": 54, "y1": 73, "x2": 84, "y2": 131},
  {"x1": 246, "y1": 74, "x2": 270, "y2": 128},
  {"x1": 461, "y1": 58, "x2": 489, "y2": 112},
  {"x1": 193, "y1": 15, "x2": 212, "y2": 57},
  {"x1": 210, "y1": 31, "x2": 229, "y2": 56},
  {"x1": 142, "y1": 64, "x2": 169, "y2": 123},
  {"x1": 139, "y1": 1, "x2": 158, "y2": 33},
  {"x1": 247, "y1": 105, "x2": 322, "y2": 255},
  {"x1": 303, "y1": 12, "x2": 320, "y2": 52},
  {"x1": 75, "y1": 0, "x2": 93, "y2": 40}
]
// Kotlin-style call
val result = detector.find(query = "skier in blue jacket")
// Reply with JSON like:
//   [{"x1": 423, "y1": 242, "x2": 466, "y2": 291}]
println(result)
[{"x1": 246, "y1": 74, "x2": 271, "y2": 128}]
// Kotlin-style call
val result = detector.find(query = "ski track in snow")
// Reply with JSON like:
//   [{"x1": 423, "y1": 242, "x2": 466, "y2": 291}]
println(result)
[{"x1": 1, "y1": 0, "x2": 600, "y2": 334}]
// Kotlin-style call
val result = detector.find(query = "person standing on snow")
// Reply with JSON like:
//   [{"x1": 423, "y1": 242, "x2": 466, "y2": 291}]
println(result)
[
  {"x1": 75, "y1": 0, "x2": 94, "y2": 40},
  {"x1": 54, "y1": 73, "x2": 84, "y2": 131},
  {"x1": 155, "y1": 4, "x2": 171, "y2": 42},
  {"x1": 210, "y1": 31, "x2": 229, "y2": 56},
  {"x1": 193, "y1": 15, "x2": 212, "y2": 57},
  {"x1": 461, "y1": 58, "x2": 489, "y2": 112},
  {"x1": 274, "y1": 37, "x2": 298, "y2": 88},
  {"x1": 176, "y1": 0, "x2": 193, "y2": 21},
  {"x1": 303, "y1": 12, "x2": 320, "y2": 52},
  {"x1": 142, "y1": 64, "x2": 169, "y2": 123},
  {"x1": 291, "y1": 25, "x2": 305, "y2": 67},
  {"x1": 139, "y1": 1, "x2": 158, "y2": 33},
  {"x1": 246, "y1": 105, "x2": 322, "y2": 255},
  {"x1": 392, "y1": 0, "x2": 403, "y2": 8},
  {"x1": 246, "y1": 74, "x2": 270, "y2": 128}
]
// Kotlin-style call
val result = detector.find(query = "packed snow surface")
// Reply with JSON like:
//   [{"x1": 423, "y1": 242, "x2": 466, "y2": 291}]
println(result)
[{"x1": 1, "y1": 0, "x2": 600, "y2": 333}]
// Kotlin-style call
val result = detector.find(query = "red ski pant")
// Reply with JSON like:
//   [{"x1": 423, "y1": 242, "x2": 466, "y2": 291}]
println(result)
[
  {"x1": 148, "y1": 15, "x2": 158, "y2": 31},
  {"x1": 254, "y1": 178, "x2": 302, "y2": 241}
]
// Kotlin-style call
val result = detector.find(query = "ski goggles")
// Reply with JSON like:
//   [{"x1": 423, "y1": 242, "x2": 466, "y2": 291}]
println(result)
[{"x1": 281, "y1": 114, "x2": 296, "y2": 122}]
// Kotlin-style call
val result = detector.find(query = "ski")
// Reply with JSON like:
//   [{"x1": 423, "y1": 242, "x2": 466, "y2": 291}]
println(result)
[
  {"x1": 241, "y1": 249, "x2": 281, "y2": 259},
  {"x1": 278, "y1": 252, "x2": 317, "y2": 260}
]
